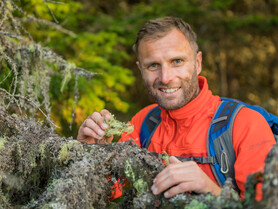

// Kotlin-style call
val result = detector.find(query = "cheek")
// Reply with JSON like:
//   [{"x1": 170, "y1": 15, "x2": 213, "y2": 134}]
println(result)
[{"x1": 142, "y1": 72, "x2": 158, "y2": 85}]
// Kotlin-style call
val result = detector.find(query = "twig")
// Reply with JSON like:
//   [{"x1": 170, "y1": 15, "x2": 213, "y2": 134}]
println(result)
[
  {"x1": 0, "y1": 195, "x2": 12, "y2": 209},
  {"x1": 0, "y1": 31, "x2": 23, "y2": 40},
  {"x1": 45, "y1": 0, "x2": 65, "y2": 4},
  {"x1": 0, "y1": 51, "x2": 18, "y2": 96},
  {"x1": 0, "y1": 88, "x2": 60, "y2": 129},
  {"x1": 10, "y1": 1, "x2": 76, "y2": 37},
  {"x1": 43, "y1": 0, "x2": 59, "y2": 24},
  {"x1": 0, "y1": 69, "x2": 12, "y2": 85}
]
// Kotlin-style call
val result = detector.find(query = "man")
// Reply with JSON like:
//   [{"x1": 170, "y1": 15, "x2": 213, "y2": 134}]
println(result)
[{"x1": 77, "y1": 17, "x2": 275, "y2": 199}]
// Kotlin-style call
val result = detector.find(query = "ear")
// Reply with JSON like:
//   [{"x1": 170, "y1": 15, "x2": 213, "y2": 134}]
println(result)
[
  {"x1": 196, "y1": 51, "x2": 202, "y2": 75},
  {"x1": 136, "y1": 61, "x2": 142, "y2": 73}
]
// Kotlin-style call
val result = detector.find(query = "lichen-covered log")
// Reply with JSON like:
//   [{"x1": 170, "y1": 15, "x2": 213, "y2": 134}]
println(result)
[{"x1": 0, "y1": 105, "x2": 277, "y2": 208}]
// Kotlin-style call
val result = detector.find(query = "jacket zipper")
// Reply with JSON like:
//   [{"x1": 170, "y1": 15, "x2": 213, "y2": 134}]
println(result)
[{"x1": 165, "y1": 117, "x2": 178, "y2": 154}]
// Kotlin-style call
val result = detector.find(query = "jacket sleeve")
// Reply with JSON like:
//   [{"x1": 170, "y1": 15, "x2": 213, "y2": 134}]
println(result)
[
  {"x1": 232, "y1": 107, "x2": 275, "y2": 199},
  {"x1": 118, "y1": 104, "x2": 158, "y2": 147}
]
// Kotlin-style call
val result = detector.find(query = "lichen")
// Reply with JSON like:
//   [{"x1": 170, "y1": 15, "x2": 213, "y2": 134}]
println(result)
[
  {"x1": 184, "y1": 199, "x2": 208, "y2": 209},
  {"x1": 104, "y1": 114, "x2": 134, "y2": 137},
  {"x1": 0, "y1": 137, "x2": 7, "y2": 151},
  {"x1": 40, "y1": 143, "x2": 46, "y2": 159},
  {"x1": 58, "y1": 140, "x2": 81, "y2": 163}
]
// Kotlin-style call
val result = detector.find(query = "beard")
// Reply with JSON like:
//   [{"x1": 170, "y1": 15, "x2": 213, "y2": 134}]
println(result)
[{"x1": 144, "y1": 71, "x2": 200, "y2": 110}]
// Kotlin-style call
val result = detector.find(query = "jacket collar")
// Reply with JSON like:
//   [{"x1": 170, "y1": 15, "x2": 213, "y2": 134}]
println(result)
[{"x1": 159, "y1": 76, "x2": 216, "y2": 121}]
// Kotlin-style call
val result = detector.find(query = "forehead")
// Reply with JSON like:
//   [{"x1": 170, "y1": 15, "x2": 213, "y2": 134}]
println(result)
[{"x1": 137, "y1": 29, "x2": 194, "y2": 62}]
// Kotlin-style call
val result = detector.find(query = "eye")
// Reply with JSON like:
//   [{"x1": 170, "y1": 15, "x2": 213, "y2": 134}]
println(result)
[
  {"x1": 148, "y1": 63, "x2": 159, "y2": 71},
  {"x1": 173, "y1": 59, "x2": 183, "y2": 65}
]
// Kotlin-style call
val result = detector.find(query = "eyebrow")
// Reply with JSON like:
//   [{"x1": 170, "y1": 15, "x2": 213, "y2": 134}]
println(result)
[
  {"x1": 140, "y1": 54, "x2": 189, "y2": 68},
  {"x1": 141, "y1": 60, "x2": 158, "y2": 68}
]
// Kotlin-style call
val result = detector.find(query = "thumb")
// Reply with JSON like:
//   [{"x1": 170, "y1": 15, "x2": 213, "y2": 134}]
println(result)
[{"x1": 169, "y1": 156, "x2": 181, "y2": 164}]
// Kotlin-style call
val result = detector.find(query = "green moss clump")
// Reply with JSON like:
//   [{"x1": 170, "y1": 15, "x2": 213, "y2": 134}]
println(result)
[
  {"x1": 184, "y1": 199, "x2": 208, "y2": 209},
  {"x1": 58, "y1": 141, "x2": 81, "y2": 163},
  {"x1": 0, "y1": 137, "x2": 7, "y2": 151},
  {"x1": 104, "y1": 114, "x2": 134, "y2": 137}
]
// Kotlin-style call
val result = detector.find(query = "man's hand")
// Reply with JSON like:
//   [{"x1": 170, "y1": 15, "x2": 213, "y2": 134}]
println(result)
[
  {"x1": 151, "y1": 156, "x2": 221, "y2": 198},
  {"x1": 77, "y1": 109, "x2": 113, "y2": 144}
]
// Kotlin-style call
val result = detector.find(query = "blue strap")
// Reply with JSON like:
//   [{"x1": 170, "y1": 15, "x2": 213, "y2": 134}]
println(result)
[
  {"x1": 207, "y1": 99, "x2": 244, "y2": 193},
  {"x1": 140, "y1": 106, "x2": 161, "y2": 148},
  {"x1": 221, "y1": 97, "x2": 278, "y2": 140}
]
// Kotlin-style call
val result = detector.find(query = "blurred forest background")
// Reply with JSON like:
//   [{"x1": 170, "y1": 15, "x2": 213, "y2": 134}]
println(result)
[{"x1": 1, "y1": 0, "x2": 278, "y2": 138}]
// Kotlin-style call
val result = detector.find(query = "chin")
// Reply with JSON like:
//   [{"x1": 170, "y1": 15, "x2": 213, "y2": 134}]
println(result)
[{"x1": 158, "y1": 101, "x2": 185, "y2": 110}]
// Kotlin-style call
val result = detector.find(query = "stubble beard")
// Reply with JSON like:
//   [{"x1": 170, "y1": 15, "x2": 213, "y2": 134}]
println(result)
[{"x1": 144, "y1": 72, "x2": 200, "y2": 110}]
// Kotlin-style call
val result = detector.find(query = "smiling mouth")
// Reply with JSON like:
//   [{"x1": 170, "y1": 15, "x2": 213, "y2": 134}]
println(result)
[{"x1": 159, "y1": 87, "x2": 180, "y2": 93}]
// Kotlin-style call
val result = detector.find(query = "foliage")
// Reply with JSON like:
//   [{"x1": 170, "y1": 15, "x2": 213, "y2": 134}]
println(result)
[
  {"x1": 2, "y1": 0, "x2": 276, "y2": 137},
  {"x1": 0, "y1": 0, "x2": 98, "y2": 131},
  {"x1": 83, "y1": 0, "x2": 278, "y2": 115},
  {"x1": 0, "y1": 0, "x2": 135, "y2": 136}
]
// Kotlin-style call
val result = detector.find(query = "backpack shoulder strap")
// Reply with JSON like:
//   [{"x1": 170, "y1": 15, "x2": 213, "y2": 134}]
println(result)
[
  {"x1": 207, "y1": 98, "x2": 244, "y2": 192},
  {"x1": 220, "y1": 98, "x2": 278, "y2": 142},
  {"x1": 140, "y1": 106, "x2": 161, "y2": 148}
]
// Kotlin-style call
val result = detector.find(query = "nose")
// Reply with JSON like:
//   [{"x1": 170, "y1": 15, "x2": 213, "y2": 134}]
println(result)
[{"x1": 160, "y1": 65, "x2": 174, "y2": 84}]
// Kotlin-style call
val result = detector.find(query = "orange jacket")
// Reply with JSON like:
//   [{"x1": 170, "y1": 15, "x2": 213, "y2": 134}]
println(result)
[{"x1": 116, "y1": 76, "x2": 275, "y2": 199}]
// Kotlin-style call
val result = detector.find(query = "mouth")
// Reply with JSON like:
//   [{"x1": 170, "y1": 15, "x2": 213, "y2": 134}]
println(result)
[{"x1": 159, "y1": 87, "x2": 180, "y2": 94}]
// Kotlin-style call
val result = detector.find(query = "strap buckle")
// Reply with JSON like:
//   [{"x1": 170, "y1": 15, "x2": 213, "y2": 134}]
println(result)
[{"x1": 220, "y1": 151, "x2": 229, "y2": 174}]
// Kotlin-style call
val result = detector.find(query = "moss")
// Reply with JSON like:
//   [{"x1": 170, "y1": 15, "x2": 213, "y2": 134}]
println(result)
[
  {"x1": 58, "y1": 140, "x2": 81, "y2": 163},
  {"x1": 11, "y1": 113, "x2": 18, "y2": 118},
  {"x1": 184, "y1": 199, "x2": 208, "y2": 209},
  {"x1": 0, "y1": 137, "x2": 7, "y2": 151},
  {"x1": 125, "y1": 160, "x2": 149, "y2": 195},
  {"x1": 162, "y1": 154, "x2": 170, "y2": 166},
  {"x1": 104, "y1": 114, "x2": 134, "y2": 137}
]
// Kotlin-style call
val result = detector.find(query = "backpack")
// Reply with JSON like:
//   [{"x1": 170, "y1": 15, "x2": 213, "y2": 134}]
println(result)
[{"x1": 139, "y1": 98, "x2": 278, "y2": 192}]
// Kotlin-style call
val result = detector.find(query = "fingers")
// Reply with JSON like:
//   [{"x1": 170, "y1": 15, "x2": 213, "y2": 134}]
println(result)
[
  {"x1": 151, "y1": 161, "x2": 200, "y2": 196},
  {"x1": 151, "y1": 160, "x2": 221, "y2": 198},
  {"x1": 151, "y1": 163, "x2": 189, "y2": 195},
  {"x1": 77, "y1": 109, "x2": 113, "y2": 144},
  {"x1": 164, "y1": 182, "x2": 194, "y2": 198},
  {"x1": 100, "y1": 109, "x2": 112, "y2": 120},
  {"x1": 169, "y1": 156, "x2": 181, "y2": 164}
]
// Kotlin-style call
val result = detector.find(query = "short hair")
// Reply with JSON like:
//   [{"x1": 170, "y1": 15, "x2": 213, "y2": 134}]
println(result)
[{"x1": 134, "y1": 16, "x2": 198, "y2": 56}]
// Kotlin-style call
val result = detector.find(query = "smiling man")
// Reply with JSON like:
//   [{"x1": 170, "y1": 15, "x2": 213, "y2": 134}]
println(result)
[
  {"x1": 77, "y1": 17, "x2": 275, "y2": 200},
  {"x1": 136, "y1": 27, "x2": 201, "y2": 111}
]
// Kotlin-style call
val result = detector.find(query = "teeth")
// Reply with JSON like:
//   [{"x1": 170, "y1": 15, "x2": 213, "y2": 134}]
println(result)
[{"x1": 160, "y1": 88, "x2": 179, "y2": 93}]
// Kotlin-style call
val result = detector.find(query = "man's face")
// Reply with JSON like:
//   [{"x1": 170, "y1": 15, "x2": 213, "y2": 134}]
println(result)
[{"x1": 136, "y1": 29, "x2": 202, "y2": 110}]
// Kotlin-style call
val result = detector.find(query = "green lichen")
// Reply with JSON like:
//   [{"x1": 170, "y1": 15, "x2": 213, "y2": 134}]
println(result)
[
  {"x1": 162, "y1": 154, "x2": 170, "y2": 166},
  {"x1": 133, "y1": 178, "x2": 149, "y2": 195},
  {"x1": 104, "y1": 114, "x2": 134, "y2": 137},
  {"x1": 30, "y1": 157, "x2": 37, "y2": 168},
  {"x1": 58, "y1": 141, "x2": 81, "y2": 162},
  {"x1": 11, "y1": 113, "x2": 18, "y2": 118},
  {"x1": 16, "y1": 141, "x2": 22, "y2": 158},
  {"x1": 0, "y1": 137, "x2": 7, "y2": 151},
  {"x1": 125, "y1": 160, "x2": 148, "y2": 195},
  {"x1": 184, "y1": 199, "x2": 208, "y2": 209},
  {"x1": 40, "y1": 143, "x2": 46, "y2": 159},
  {"x1": 60, "y1": 63, "x2": 74, "y2": 93}
]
